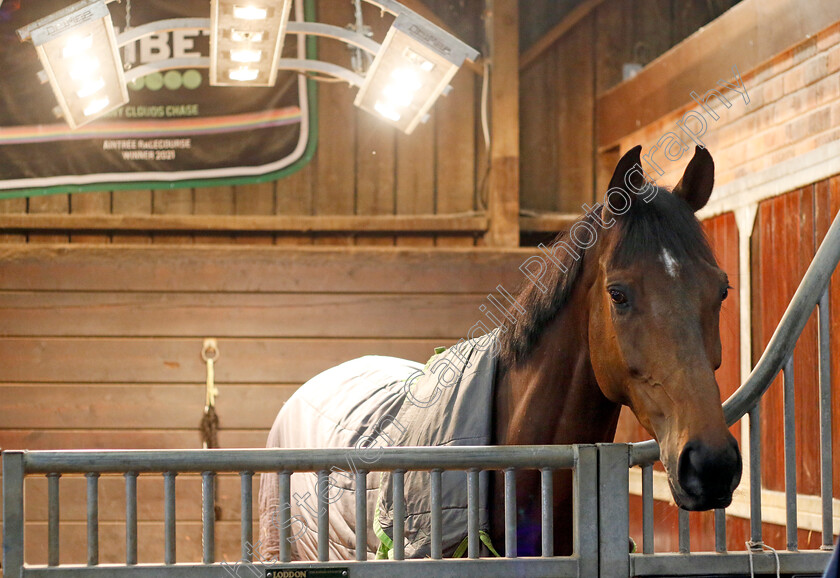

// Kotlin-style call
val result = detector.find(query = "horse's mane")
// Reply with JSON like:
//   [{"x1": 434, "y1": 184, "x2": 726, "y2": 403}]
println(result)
[{"x1": 498, "y1": 188, "x2": 717, "y2": 367}]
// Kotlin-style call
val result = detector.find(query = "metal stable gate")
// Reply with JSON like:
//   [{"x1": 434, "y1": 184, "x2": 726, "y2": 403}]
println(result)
[
  {"x1": 3, "y1": 445, "x2": 602, "y2": 577},
  {"x1": 5, "y1": 210, "x2": 840, "y2": 577}
]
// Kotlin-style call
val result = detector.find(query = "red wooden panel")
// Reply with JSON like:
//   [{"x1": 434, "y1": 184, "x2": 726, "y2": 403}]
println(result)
[
  {"x1": 816, "y1": 174, "x2": 840, "y2": 496},
  {"x1": 629, "y1": 494, "x2": 834, "y2": 553},
  {"x1": 755, "y1": 186, "x2": 822, "y2": 494}
]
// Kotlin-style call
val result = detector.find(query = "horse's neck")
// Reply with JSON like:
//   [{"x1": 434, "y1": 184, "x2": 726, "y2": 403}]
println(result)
[{"x1": 493, "y1": 286, "x2": 621, "y2": 446}]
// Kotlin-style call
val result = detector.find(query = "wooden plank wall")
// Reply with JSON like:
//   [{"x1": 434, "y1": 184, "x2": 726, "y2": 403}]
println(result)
[
  {"x1": 519, "y1": 0, "x2": 740, "y2": 215},
  {"x1": 0, "y1": 0, "x2": 485, "y2": 248},
  {"x1": 0, "y1": 245, "x2": 530, "y2": 565},
  {"x1": 619, "y1": 175, "x2": 840, "y2": 552},
  {"x1": 753, "y1": 177, "x2": 840, "y2": 496}
]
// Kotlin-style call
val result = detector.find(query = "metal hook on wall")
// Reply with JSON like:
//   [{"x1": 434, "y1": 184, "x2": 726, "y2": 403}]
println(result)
[
  {"x1": 201, "y1": 338, "x2": 220, "y2": 412},
  {"x1": 199, "y1": 338, "x2": 222, "y2": 520}
]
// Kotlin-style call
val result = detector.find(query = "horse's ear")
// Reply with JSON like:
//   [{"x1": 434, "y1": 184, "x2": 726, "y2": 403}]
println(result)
[
  {"x1": 673, "y1": 146, "x2": 715, "y2": 212},
  {"x1": 603, "y1": 145, "x2": 644, "y2": 222},
  {"x1": 607, "y1": 145, "x2": 644, "y2": 191}
]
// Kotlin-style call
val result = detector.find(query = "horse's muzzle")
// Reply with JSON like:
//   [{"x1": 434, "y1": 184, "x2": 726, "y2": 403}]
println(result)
[{"x1": 674, "y1": 435, "x2": 742, "y2": 511}]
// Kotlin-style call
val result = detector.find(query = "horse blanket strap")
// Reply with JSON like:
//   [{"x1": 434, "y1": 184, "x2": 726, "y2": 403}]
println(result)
[{"x1": 257, "y1": 330, "x2": 500, "y2": 561}]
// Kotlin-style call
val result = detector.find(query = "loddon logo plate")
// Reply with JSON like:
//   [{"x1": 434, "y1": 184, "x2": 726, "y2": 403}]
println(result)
[{"x1": 265, "y1": 569, "x2": 348, "y2": 578}]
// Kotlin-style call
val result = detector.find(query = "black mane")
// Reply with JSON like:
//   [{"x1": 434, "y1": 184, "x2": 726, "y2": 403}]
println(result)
[{"x1": 498, "y1": 188, "x2": 717, "y2": 367}]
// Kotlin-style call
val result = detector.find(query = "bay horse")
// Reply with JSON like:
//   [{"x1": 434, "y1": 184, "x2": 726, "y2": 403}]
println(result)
[{"x1": 258, "y1": 145, "x2": 742, "y2": 560}]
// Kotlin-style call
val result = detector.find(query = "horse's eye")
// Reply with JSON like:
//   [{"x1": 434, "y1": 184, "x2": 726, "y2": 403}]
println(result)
[
  {"x1": 721, "y1": 286, "x2": 731, "y2": 301},
  {"x1": 608, "y1": 289, "x2": 628, "y2": 306}
]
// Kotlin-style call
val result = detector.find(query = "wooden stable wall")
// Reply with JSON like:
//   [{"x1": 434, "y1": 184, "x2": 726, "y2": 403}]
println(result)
[
  {"x1": 0, "y1": 245, "x2": 529, "y2": 565},
  {"x1": 608, "y1": 7, "x2": 840, "y2": 190},
  {"x1": 0, "y1": 0, "x2": 487, "y2": 248},
  {"x1": 518, "y1": 0, "x2": 740, "y2": 215}
]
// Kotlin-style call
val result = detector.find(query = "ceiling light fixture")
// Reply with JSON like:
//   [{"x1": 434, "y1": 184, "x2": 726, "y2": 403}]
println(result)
[{"x1": 19, "y1": 0, "x2": 128, "y2": 128}]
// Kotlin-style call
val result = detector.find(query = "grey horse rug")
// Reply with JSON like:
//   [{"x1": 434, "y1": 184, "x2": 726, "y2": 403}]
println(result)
[{"x1": 258, "y1": 330, "x2": 500, "y2": 561}]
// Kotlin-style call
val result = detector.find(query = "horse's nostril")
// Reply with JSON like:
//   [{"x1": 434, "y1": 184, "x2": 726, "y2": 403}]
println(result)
[
  {"x1": 677, "y1": 441, "x2": 705, "y2": 499},
  {"x1": 677, "y1": 438, "x2": 742, "y2": 506}
]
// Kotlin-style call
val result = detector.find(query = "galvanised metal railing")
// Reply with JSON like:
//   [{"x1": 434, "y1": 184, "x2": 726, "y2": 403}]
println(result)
[
  {"x1": 622, "y1": 206, "x2": 840, "y2": 577},
  {"x1": 2, "y1": 445, "x2": 599, "y2": 578}
]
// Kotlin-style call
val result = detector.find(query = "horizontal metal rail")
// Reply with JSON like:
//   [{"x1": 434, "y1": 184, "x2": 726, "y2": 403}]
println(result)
[
  {"x1": 18, "y1": 445, "x2": 576, "y2": 474},
  {"x1": 631, "y1": 551, "x2": 832, "y2": 576},
  {"x1": 10, "y1": 559, "x2": 582, "y2": 578},
  {"x1": 4, "y1": 445, "x2": 592, "y2": 577}
]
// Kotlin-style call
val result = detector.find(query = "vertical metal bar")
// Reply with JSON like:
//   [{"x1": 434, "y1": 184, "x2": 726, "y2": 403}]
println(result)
[
  {"x1": 393, "y1": 470, "x2": 405, "y2": 560},
  {"x1": 574, "y1": 446, "x2": 599, "y2": 577},
  {"x1": 240, "y1": 471, "x2": 253, "y2": 562},
  {"x1": 783, "y1": 356, "x2": 798, "y2": 551},
  {"x1": 317, "y1": 470, "x2": 329, "y2": 562},
  {"x1": 355, "y1": 470, "x2": 367, "y2": 561},
  {"x1": 504, "y1": 468, "x2": 517, "y2": 557},
  {"x1": 124, "y1": 472, "x2": 138, "y2": 565},
  {"x1": 749, "y1": 406, "x2": 763, "y2": 546},
  {"x1": 467, "y1": 469, "x2": 480, "y2": 559},
  {"x1": 678, "y1": 508, "x2": 690, "y2": 554},
  {"x1": 48, "y1": 473, "x2": 60, "y2": 566},
  {"x1": 714, "y1": 509, "x2": 727, "y2": 553},
  {"x1": 2, "y1": 451, "x2": 25, "y2": 577},
  {"x1": 86, "y1": 472, "x2": 99, "y2": 566},
  {"x1": 202, "y1": 472, "x2": 215, "y2": 564},
  {"x1": 430, "y1": 469, "x2": 443, "y2": 560},
  {"x1": 164, "y1": 472, "x2": 177, "y2": 564},
  {"x1": 598, "y1": 444, "x2": 630, "y2": 578},
  {"x1": 818, "y1": 289, "x2": 833, "y2": 548},
  {"x1": 641, "y1": 464, "x2": 654, "y2": 555},
  {"x1": 541, "y1": 467, "x2": 554, "y2": 557},
  {"x1": 278, "y1": 472, "x2": 292, "y2": 563}
]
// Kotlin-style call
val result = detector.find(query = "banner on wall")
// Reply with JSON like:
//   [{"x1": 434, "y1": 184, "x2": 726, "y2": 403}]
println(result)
[{"x1": 0, "y1": 0, "x2": 313, "y2": 195}]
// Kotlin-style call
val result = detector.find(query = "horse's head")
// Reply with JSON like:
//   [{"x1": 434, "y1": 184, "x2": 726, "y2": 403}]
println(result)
[{"x1": 588, "y1": 145, "x2": 742, "y2": 511}]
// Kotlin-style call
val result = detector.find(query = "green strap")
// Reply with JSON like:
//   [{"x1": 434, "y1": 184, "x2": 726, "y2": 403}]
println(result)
[
  {"x1": 452, "y1": 531, "x2": 501, "y2": 558},
  {"x1": 373, "y1": 473, "x2": 394, "y2": 559},
  {"x1": 481, "y1": 532, "x2": 502, "y2": 557}
]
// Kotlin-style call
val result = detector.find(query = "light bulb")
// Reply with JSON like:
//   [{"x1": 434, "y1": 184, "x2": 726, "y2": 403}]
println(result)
[
  {"x1": 76, "y1": 77, "x2": 105, "y2": 98},
  {"x1": 390, "y1": 68, "x2": 422, "y2": 92},
  {"x1": 382, "y1": 83, "x2": 414, "y2": 107},
  {"x1": 69, "y1": 57, "x2": 100, "y2": 80},
  {"x1": 229, "y1": 67, "x2": 259, "y2": 81},
  {"x1": 403, "y1": 48, "x2": 435, "y2": 72},
  {"x1": 83, "y1": 97, "x2": 110, "y2": 116},
  {"x1": 62, "y1": 35, "x2": 93, "y2": 59},
  {"x1": 233, "y1": 5, "x2": 267, "y2": 20},
  {"x1": 374, "y1": 101, "x2": 401, "y2": 122}
]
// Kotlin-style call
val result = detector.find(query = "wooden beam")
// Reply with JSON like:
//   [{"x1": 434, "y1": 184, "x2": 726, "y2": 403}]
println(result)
[
  {"x1": 486, "y1": 0, "x2": 520, "y2": 247},
  {"x1": 519, "y1": 0, "x2": 606, "y2": 71},
  {"x1": 0, "y1": 245, "x2": 533, "y2": 294},
  {"x1": 0, "y1": 213, "x2": 488, "y2": 233},
  {"x1": 519, "y1": 213, "x2": 579, "y2": 233},
  {"x1": 597, "y1": 0, "x2": 840, "y2": 148}
]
